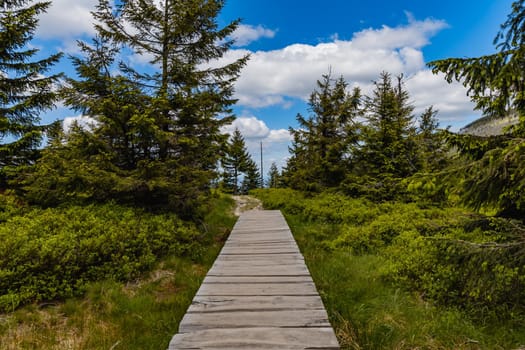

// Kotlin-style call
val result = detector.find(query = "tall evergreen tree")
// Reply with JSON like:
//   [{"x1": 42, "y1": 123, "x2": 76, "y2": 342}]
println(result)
[
  {"x1": 94, "y1": 0, "x2": 249, "y2": 168},
  {"x1": 240, "y1": 157, "x2": 261, "y2": 193},
  {"x1": 267, "y1": 162, "x2": 281, "y2": 188},
  {"x1": 285, "y1": 72, "x2": 361, "y2": 190},
  {"x1": 0, "y1": 0, "x2": 62, "y2": 186},
  {"x1": 416, "y1": 106, "x2": 448, "y2": 172},
  {"x1": 221, "y1": 128, "x2": 251, "y2": 194},
  {"x1": 358, "y1": 72, "x2": 417, "y2": 178},
  {"x1": 25, "y1": 0, "x2": 248, "y2": 215},
  {"x1": 428, "y1": 1, "x2": 525, "y2": 217}
]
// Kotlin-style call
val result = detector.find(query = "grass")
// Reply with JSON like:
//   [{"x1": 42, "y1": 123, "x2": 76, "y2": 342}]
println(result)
[
  {"x1": 0, "y1": 192, "x2": 236, "y2": 350},
  {"x1": 285, "y1": 214, "x2": 525, "y2": 350}
]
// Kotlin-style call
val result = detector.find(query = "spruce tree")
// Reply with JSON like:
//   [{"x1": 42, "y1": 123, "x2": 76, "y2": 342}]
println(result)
[
  {"x1": 0, "y1": 0, "x2": 62, "y2": 186},
  {"x1": 428, "y1": 1, "x2": 525, "y2": 217},
  {"x1": 240, "y1": 158, "x2": 261, "y2": 193},
  {"x1": 417, "y1": 106, "x2": 448, "y2": 172},
  {"x1": 359, "y1": 72, "x2": 417, "y2": 178},
  {"x1": 221, "y1": 128, "x2": 251, "y2": 194},
  {"x1": 267, "y1": 162, "x2": 280, "y2": 188},
  {"x1": 93, "y1": 0, "x2": 249, "y2": 168},
  {"x1": 286, "y1": 72, "x2": 361, "y2": 190}
]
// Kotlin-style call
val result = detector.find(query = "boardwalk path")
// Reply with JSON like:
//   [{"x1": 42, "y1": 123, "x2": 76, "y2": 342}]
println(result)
[{"x1": 168, "y1": 210, "x2": 340, "y2": 349}]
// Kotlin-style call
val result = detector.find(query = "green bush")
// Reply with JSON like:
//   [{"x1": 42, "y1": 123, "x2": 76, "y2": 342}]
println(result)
[
  {"x1": 0, "y1": 201, "x2": 205, "y2": 312},
  {"x1": 254, "y1": 188, "x2": 525, "y2": 319}
]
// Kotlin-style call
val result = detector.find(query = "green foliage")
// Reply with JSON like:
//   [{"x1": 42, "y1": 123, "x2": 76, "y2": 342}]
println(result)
[
  {"x1": 221, "y1": 128, "x2": 259, "y2": 194},
  {"x1": 0, "y1": 198, "x2": 215, "y2": 312},
  {"x1": 357, "y1": 72, "x2": 417, "y2": 178},
  {"x1": 266, "y1": 162, "x2": 282, "y2": 188},
  {"x1": 24, "y1": 0, "x2": 249, "y2": 215},
  {"x1": 427, "y1": 2, "x2": 525, "y2": 218},
  {"x1": 254, "y1": 189, "x2": 525, "y2": 327},
  {"x1": 0, "y1": 191, "x2": 236, "y2": 349},
  {"x1": 0, "y1": 0, "x2": 63, "y2": 187},
  {"x1": 283, "y1": 71, "x2": 361, "y2": 191}
]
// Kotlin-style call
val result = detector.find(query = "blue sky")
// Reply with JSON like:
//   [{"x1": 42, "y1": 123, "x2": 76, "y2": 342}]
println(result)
[{"x1": 30, "y1": 0, "x2": 515, "y2": 170}]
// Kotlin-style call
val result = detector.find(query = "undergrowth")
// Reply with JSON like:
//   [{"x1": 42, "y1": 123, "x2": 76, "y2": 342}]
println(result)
[
  {"x1": 253, "y1": 188, "x2": 525, "y2": 349},
  {"x1": 0, "y1": 192, "x2": 236, "y2": 349}
]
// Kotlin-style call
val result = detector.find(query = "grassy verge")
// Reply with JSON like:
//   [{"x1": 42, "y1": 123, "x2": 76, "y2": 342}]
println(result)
[
  {"x1": 0, "y1": 192, "x2": 236, "y2": 349},
  {"x1": 253, "y1": 189, "x2": 525, "y2": 349}
]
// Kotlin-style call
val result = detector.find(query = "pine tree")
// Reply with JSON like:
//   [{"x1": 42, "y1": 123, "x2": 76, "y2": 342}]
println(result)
[
  {"x1": 221, "y1": 128, "x2": 251, "y2": 194},
  {"x1": 358, "y1": 72, "x2": 417, "y2": 178},
  {"x1": 416, "y1": 106, "x2": 448, "y2": 172},
  {"x1": 286, "y1": 72, "x2": 361, "y2": 190},
  {"x1": 240, "y1": 158, "x2": 261, "y2": 193},
  {"x1": 428, "y1": 1, "x2": 525, "y2": 217},
  {"x1": 25, "y1": 0, "x2": 248, "y2": 215},
  {"x1": 94, "y1": 0, "x2": 249, "y2": 168},
  {"x1": 267, "y1": 162, "x2": 280, "y2": 188},
  {"x1": 0, "y1": 0, "x2": 62, "y2": 186}
]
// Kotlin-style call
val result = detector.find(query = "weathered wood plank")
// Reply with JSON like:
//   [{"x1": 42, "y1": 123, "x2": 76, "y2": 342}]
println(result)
[
  {"x1": 196, "y1": 282, "x2": 318, "y2": 296},
  {"x1": 178, "y1": 309, "x2": 331, "y2": 332},
  {"x1": 169, "y1": 327, "x2": 340, "y2": 350},
  {"x1": 187, "y1": 295, "x2": 326, "y2": 313}
]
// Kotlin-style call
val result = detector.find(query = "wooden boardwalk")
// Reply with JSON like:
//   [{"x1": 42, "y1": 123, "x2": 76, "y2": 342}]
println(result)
[{"x1": 168, "y1": 210, "x2": 340, "y2": 349}]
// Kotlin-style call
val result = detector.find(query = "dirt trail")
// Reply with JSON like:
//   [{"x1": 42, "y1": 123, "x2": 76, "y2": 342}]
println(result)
[{"x1": 232, "y1": 195, "x2": 262, "y2": 216}]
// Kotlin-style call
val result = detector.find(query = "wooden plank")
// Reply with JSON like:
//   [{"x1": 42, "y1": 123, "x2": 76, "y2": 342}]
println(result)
[
  {"x1": 168, "y1": 327, "x2": 339, "y2": 349},
  {"x1": 196, "y1": 282, "x2": 318, "y2": 296},
  {"x1": 202, "y1": 275, "x2": 312, "y2": 284},
  {"x1": 178, "y1": 309, "x2": 331, "y2": 332},
  {"x1": 206, "y1": 265, "x2": 311, "y2": 276},
  {"x1": 187, "y1": 295, "x2": 326, "y2": 313}
]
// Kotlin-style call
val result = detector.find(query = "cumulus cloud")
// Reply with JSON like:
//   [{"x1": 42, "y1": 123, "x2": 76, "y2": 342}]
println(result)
[
  {"x1": 232, "y1": 24, "x2": 276, "y2": 47},
  {"x1": 406, "y1": 70, "x2": 481, "y2": 126},
  {"x1": 63, "y1": 115, "x2": 97, "y2": 133},
  {"x1": 224, "y1": 15, "x2": 477, "y2": 127},
  {"x1": 231, "y1": 17, "x2": 446, "y2": 105},
  {"x1": 36, "y1": 0, "x2": 98, "y2": 39},
  {"x1": 221, "y1": 116, "x2": 292, "y2": 171}
]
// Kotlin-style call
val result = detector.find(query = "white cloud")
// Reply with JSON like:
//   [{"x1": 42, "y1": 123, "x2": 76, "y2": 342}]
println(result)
[
  {"x1": 226, "y1": 15, "x2": 477, "y2": 128},
  {"x1": 351, "y1": 16, "x2": 448, "y2": 50},
  {"x1": 221, "y1": 116, "x2": 292, "y2": 172},
  {"x1": 406, "y1": 70, "x2": 481, "y2": 127},
  {"x1": 36, "y1": 0, "x2": 98, "y2": 39},
  {"x1": 63, "y1": 115, "x2": 97, "y2": 133},
  {"x1": 223, "y1": 116, "x2": 270, "y2": 139},
  {"x1": 232, "y1": 24, "x2": 276, "y2": 46}
]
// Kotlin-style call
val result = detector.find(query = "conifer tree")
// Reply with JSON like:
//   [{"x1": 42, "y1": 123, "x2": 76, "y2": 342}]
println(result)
[
  {"x1": 358, "y1": 72, "x2": 417, "y2": 178},
  {"x1": 428, "y1": 1, "x2": 525, "y2": 217},
  {"x1": 286, "y1": 72, "x2": 361, "y2": 190},
  {"x1": 93, "y1": 0, "x2": 249, "y2": 167},
  {"x1": 221, "y1": 128, "x2": 251, "y2": 194},
  {"x1": 429, "y1": 0, "x2": 525, "y2": 131},
  {"x1": 416, "y1": 106, "x2": 448, "y2": 172},
  {"x1": 267, "y1": 162, "x2": 281, "y2": 188},
  {"x1": 240, "y1": 158, "x2": 261, "y2": 193},
  {"x1": 25, "y1": 0, "x2": 248, "y2": 214},
  {"x1": 0, "y1": 0, "x2": 62, "y2": 186}
]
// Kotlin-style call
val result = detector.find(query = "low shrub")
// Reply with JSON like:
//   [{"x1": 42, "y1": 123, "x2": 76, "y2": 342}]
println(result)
[{"x1": 0, "y1": 201, "x2": 207, "y2": 312}]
